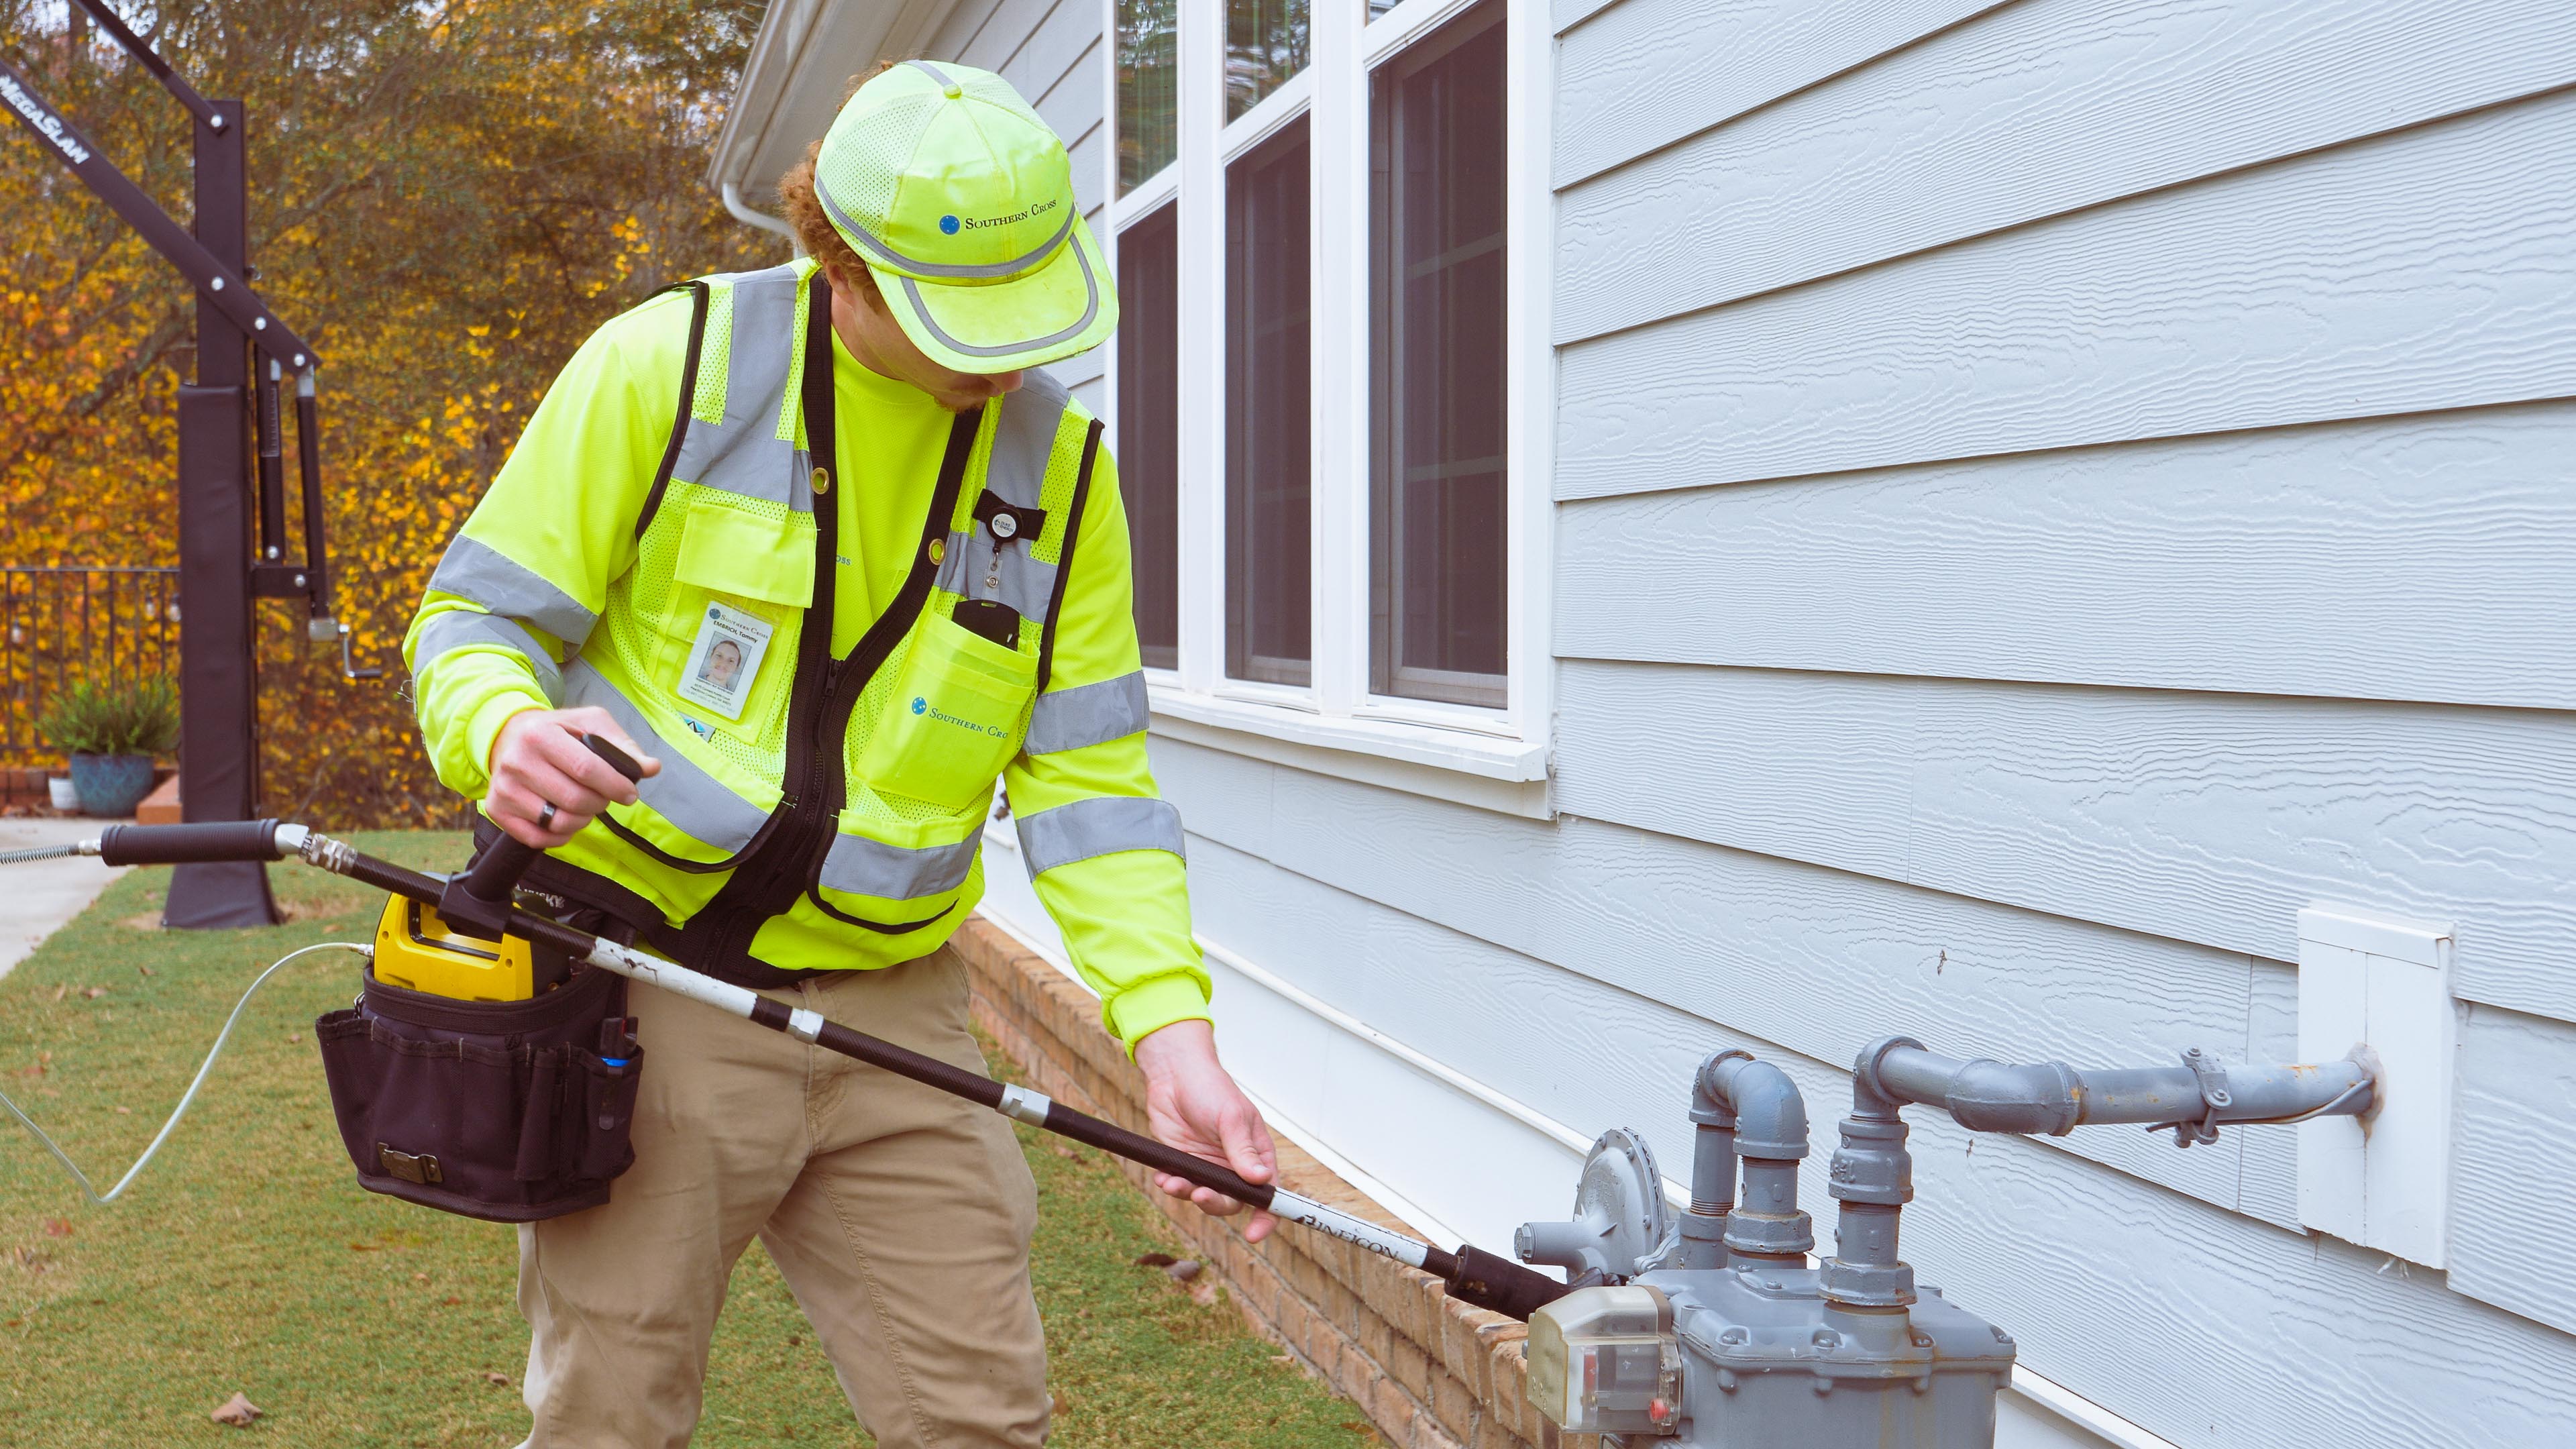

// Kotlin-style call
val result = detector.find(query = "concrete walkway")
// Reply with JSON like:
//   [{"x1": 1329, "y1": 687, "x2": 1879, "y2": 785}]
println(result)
[{"x1": 0, "y1": 816, "x2": 129, "y2": 980}]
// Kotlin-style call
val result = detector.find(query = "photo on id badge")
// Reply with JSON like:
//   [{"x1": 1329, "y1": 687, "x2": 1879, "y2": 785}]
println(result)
[{"x1": 677, "y1": 603, "x2": 773, "y2": 721}]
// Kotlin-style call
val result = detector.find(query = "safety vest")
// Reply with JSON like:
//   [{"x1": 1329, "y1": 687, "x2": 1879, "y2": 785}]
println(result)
[{"x1": 421, "y1": 260, "x2": 1169, "y2": 985}]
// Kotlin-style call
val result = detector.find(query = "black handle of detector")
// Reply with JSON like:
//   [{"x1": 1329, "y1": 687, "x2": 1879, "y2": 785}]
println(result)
[
  {"x1": 447, "y1": 733, "x2": 646, "y2": 932},
  {"x1": 95, "y1": 818, "x2": 286, "y2": 866}
]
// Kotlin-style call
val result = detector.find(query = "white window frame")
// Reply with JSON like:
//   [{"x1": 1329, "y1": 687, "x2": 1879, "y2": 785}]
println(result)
[{"x1": 1099, "y1": 0, "x2": 1553, "y2": 799}]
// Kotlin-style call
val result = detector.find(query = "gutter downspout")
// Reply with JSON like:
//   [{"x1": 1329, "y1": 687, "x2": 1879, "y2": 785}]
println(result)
[{"x1": 723, "y1": 180, "x2": 797, "y2": 243}]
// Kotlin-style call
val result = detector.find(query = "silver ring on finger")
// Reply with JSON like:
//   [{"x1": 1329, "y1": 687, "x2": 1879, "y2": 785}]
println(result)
[{"x1": 536, "y1": 800, "x2": 559, "y2": 831}]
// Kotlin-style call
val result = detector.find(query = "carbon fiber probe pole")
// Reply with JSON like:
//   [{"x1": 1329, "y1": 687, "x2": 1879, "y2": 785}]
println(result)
[{"x1": 66, "y1": 818, "x2": 1566, "y2": 1321}]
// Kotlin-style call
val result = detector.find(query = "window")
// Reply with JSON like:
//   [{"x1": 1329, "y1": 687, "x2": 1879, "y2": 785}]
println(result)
[
  {"x1": 1102, "y1": 0, "x2": 1546, "y2": 783},
  {"x1": 1370, "y1": 2, "x2": 1505, "y2": 705},
  {"x1": 1116, "y1": 0, "x2": 1178, "y2": 193},
  {"x1": 1224, "y1": 115, "x2": 1313, "y2": 686},
  {"x1": 1117, "y1": 203, "x2": 1181, "y2": 669},
  {"x1": 1226, "y1": 0, "x2": 1311, "y2": 120}
]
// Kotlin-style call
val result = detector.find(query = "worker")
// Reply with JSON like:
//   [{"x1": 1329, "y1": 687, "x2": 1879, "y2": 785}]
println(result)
[{"x1": 401, "y1": 59, "x2": 1273, "y2": 1449}]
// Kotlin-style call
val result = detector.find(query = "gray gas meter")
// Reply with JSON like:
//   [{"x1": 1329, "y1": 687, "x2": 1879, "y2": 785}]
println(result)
[{"x1": 1513, "y1": 1036, "x2": 2375, "y2": 1447}]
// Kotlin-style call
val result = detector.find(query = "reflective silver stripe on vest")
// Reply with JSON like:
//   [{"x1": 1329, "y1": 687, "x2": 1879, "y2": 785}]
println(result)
[
  {"x1": 817, "y1": 824, "x2": 985, "y2": 903},
  {"x1": 427, "y1": 534, "x2": 596, "y2": 645},
  {"x1": 936, "y1": 377, "x2": 1068, "y2": 614},
  {"x1": 1014, "y1": 796, "x2": 1185, "y2": 879},
  {"x1": 932, "y1": 529, "x2": 1057, "y2": 619},
  {"x1": 671, "y1": 264, "x2": 811, "y2": 510},
  {"x1": 987, "y1": 370, "x2": 1066, "y2": 508},
  {"x1": 1024, "y1": 672, "x2": 1148, "y2": 755},
  {"x1": 558, "y1": 659, "x2": 771, "y2": 854},
  {"x1": 412, "y1": 609, "x2": 561, "y2": 700}
]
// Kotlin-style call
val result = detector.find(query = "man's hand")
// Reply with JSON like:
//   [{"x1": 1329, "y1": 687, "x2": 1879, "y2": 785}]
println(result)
[
  {"x1": 1132, "y1": 1019, "x2": 1280, "y2": 1242},
  {"x1": 486, "y1": 706, "x2": 662, "y2": 849}
]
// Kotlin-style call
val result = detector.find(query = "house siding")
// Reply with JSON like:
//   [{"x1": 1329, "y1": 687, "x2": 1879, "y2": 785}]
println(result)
[{"x1": 943, "y1": 1, "x2": 2576, "y2": 1444}]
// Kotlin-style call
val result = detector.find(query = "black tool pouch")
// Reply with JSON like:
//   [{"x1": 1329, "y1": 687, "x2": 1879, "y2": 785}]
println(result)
[{"x1": 314, "y1": 963, "x2": 644, "y2": 1223}]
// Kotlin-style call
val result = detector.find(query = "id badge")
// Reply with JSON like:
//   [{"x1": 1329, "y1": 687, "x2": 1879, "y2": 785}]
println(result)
[{"x1": 676, "y1": 602, "x2": 774, "y2": 722}]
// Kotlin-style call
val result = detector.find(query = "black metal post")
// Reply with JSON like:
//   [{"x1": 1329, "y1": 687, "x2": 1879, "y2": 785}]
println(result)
[{"x1": 165, "y1": 96, "x2": 276, "y2": 930}]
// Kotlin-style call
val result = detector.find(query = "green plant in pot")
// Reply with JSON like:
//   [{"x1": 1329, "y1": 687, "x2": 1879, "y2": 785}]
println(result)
[{"x1": 38, "y1": 676, "x2": 178, "y2": 818}]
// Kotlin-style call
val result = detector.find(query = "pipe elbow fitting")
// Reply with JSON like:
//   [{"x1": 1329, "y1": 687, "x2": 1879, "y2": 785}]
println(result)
[
  {"x1": 1727, "y1": 1061, "x2": 1810, "y2": 1161},
  {"x1": 1691, "y1": 1049, "x2": 1754, "y2": 1126},
  {"x1": 1943, "y1": 1057, "x2": 2083, "y2": 1136}
]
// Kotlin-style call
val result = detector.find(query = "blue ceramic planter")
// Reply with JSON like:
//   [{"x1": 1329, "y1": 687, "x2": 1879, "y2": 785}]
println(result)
[{"x1": 69, "y1": 753, "x2": 155, "y2": 818}]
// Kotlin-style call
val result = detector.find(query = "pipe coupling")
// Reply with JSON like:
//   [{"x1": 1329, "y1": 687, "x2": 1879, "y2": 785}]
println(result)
[{"x1": 1825, "y1": 1114, "x2": 1913, "y2": 1207}]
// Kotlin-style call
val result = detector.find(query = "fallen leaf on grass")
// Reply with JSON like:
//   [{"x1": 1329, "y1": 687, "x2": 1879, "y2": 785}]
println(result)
[
  {"x1": 138, "y1": 965, "x2": 154, "y2": 976},
  {"x1": 113, "y1": 1106, "x2": 131, "y2": 1115},
  {"x1": 211, "y1": 1392, "x2": 262, "y2": 1426},
  {"x1": 1132, "y1": 1252, "x2": 1177, "y2": 1268},
  {"x1": 347, "y1": 1242, "x2": 381, "y2": 1252},
  {"x1": 442, "y1": 1296, "x2": 461, "y2": 1306},
  {"x1": 482, "y1": 1371, "x2": 511, "y2": 1387},
  {"x1": 81, "y1": 986, "x2": 107, "y2": 1000},
  {"x1": 48, "y1": 984, "x2": 66, "y2": 1002},
  {"x1": 1049, "y1": 1392, "x2": 1069, "y2": 1417},
  {"x1": 40, "y1": 1218, "x2": 70, "y2": 1238}
]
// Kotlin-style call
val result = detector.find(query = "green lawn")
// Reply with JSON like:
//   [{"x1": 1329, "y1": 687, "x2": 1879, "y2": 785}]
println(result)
[{"x1": 0, "y1": 832, "x2": 1373, "y2": 1446}]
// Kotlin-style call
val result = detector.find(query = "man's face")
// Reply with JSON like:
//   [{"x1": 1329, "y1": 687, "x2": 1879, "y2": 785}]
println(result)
[{"x1": 827, "y1": 264, "x2": 1025, "y2": 413}]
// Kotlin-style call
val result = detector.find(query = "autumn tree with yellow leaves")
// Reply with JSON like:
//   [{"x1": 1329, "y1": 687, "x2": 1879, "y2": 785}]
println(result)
[{"x1": 0, "y1": 0, "x2": 776, "y2": 824}]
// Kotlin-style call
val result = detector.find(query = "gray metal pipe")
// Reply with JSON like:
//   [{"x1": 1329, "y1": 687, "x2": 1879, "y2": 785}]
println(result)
[
  {"x1": 1821, "y1": 1037, "x2": 1921, "y2": 1309},
  {"x1": 1680, "y1": 1049, "x2": 1752, "y2": 1269},
  {"x1": 1864, "y1": 1043, "x2": 2377, "y2": 1136},
  {"x1": 1703, "y1": 1054, "x2": 1814, "y2": 1263}
]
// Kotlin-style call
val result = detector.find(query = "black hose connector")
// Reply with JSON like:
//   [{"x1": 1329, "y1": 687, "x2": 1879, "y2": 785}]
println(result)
[
  {"x1": 1443, "y1": 1244, "x2": 1574, "y2": 1322},
  {"x1": 97, "y1": 818, "x2": 286, "y2": 866}
]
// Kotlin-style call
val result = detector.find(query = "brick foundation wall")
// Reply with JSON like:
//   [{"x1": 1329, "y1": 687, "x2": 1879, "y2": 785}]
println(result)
[
  {"x1": 950, "y1": 914, "x2": 1593, "y2": 1449},
  {"x1": 0, "y1": 766, "x2": 56, "y2": 809}
]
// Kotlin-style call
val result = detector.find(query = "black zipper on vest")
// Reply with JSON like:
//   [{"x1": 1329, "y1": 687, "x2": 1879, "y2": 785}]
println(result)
[{"x1": 680, "y1": 269, "x2": 981, "y2": 981}]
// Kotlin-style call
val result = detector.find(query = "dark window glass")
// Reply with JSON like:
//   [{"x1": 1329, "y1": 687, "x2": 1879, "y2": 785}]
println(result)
[
  {"x1": 1226, "y1": 0, "x2": 1311, "y2": 121},
  {"x1": 1117, "y1": 0, "x2": 1179, "y2": 193},
  {"x1": 1225, "y1": 115, "x2": 1312, "y2": 686},
  {"x1": 1116, "y1": 204, "x2": 1181, "y2": 670},
  {"x1": 1370, "y1": 2, "x2": 1507, "y2": 706}
]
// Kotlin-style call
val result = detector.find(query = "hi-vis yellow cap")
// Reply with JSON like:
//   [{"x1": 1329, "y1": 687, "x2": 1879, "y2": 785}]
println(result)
[{"x1": 812, "y1": 60, "x2": 1114, "y2": 374}]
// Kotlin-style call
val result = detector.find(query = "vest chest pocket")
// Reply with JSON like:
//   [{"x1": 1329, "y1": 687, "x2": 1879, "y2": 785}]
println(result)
[
  {"x1": 854, "y1": 612, "x2": 1036, "y2": 812},
  {"x1": 663, "y1": 500, "x2": 813, "y2": 731}
]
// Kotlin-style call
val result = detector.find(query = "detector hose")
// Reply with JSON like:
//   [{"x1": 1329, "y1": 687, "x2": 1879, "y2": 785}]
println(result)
[
  {"x1": 0, "y1": 940, "x2": 370, "y2": 1204},
  {"x1": 0, "y1": 843, "x2": 80, "y2": 865}
]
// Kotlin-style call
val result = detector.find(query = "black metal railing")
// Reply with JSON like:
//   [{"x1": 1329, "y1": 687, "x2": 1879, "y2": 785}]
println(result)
[{"x1": 0, "y1": 567, "x2": 180, "y2": 765}]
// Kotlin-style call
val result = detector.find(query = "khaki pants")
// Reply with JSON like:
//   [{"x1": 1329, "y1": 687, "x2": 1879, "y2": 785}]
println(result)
[{"x1": 515, "y1": 947, "x2": 1049, "y2": 1448}]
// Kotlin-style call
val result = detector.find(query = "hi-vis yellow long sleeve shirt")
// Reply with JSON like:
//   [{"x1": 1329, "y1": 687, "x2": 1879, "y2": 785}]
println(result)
[{"x1": 404, "y1": 278, "x2": 1208, "y2": 1049}]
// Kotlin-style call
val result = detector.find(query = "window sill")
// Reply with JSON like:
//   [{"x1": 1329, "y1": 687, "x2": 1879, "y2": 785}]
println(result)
[{"x1": 1146, "y1": 685, "x2": 1554, "y2": 820}]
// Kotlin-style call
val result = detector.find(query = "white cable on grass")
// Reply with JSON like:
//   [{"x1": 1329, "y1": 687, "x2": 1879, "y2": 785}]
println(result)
[{"x1": 0, "y1": 940, "x2": 370, "y2": 1205}]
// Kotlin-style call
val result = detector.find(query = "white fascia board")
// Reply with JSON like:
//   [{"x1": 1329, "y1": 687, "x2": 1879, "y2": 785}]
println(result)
[{"x1": 706, "y1": 0, "x2": 963, "y2": 202}]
